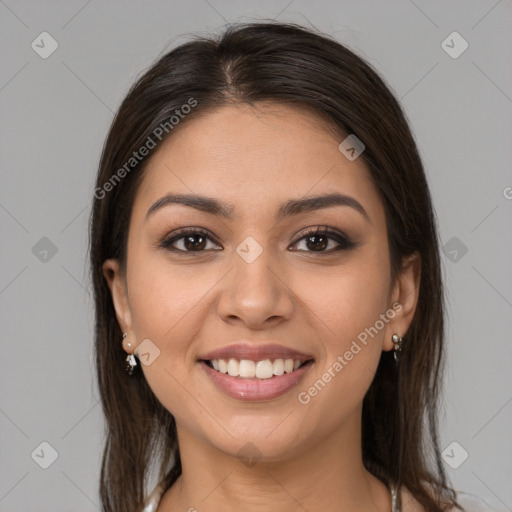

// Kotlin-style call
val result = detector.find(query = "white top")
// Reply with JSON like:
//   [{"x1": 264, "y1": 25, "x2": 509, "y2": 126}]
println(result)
[{"x1": 141, "y1": 480, "x2": 504, "y2": 512}]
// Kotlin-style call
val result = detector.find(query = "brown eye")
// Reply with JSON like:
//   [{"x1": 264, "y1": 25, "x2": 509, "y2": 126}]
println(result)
[
  {"x1": 291, "y1": 226, "x2": 355, "y2": 253},
  {"x1": 159, "y1": 228, "x2": 221, "y2": 253}
]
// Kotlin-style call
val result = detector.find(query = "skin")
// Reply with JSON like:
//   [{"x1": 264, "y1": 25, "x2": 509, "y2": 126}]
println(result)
[{"x1": 103, "y1": 102, "x2": 422, "y2": 512}]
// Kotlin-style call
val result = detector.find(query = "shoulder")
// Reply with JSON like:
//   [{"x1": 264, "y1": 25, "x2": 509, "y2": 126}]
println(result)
[{"x1": 400, "y1": 486, "x2": 505, "y2": 512}]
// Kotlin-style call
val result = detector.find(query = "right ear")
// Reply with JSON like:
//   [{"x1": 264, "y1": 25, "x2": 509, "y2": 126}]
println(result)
[{"x1": 102, "y1": 259, "x2": 134, "y2": 347}]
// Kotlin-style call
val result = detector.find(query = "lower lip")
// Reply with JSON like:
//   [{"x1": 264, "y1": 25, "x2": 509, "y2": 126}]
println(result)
[{"x1": 199, "y1": 360, "x2": 314, "y2": 401}]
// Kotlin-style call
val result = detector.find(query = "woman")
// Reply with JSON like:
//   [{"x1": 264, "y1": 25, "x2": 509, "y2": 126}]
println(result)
[{"x1": 89, "y1": 21, "x2": 496, "y2": 512}]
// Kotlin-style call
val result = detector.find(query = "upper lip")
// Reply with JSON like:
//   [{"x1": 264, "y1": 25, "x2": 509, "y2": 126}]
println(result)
[{"x1": 198, "y1": 343, "x2": 314, "y2": 362}]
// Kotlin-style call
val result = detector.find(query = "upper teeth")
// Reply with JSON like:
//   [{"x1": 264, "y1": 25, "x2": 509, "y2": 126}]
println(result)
[{"x1": 210, "y1": 358, "x2": 305, "y2": 379}]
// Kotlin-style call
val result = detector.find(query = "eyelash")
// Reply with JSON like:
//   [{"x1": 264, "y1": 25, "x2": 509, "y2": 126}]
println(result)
[{"x1": 157, "y1": 226, "x2": 356, "y2": 255}]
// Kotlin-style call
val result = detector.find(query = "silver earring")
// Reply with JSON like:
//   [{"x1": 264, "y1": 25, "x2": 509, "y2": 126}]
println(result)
[
  {"x1": 122, "y1": 333, "x2": 137, "y2": 375},
  {"x1": 122, "y1": 332, "x2": 132, "y2": 349},
  {"x1": 392, "y1": 333, "x2": 403, "y2": 364}
]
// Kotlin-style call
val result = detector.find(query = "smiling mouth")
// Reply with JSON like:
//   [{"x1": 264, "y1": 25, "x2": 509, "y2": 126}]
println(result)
[{"x1": 201, "y1": 358, "x2": 314, "y2": 379}]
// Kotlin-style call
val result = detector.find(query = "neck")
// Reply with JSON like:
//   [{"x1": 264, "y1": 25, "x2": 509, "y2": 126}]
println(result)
[{"x1": 159, "y1": 409, "x2": 392, "y2": 512}]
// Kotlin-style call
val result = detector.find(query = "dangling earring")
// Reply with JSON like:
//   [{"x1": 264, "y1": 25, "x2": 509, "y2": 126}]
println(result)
[
  {"x1": 392, "y1": 333, "x2": 403, "y2": 364},
  {"x1": 122, "y1": 333, "x2": 137, "y2": 375}
]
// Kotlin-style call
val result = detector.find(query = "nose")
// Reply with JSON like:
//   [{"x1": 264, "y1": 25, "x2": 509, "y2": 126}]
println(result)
[{"x1": 216, "y1": 241, "x2": 294, "y2": 329}]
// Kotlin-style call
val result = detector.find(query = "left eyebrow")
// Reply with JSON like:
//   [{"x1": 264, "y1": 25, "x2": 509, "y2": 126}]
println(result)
[
  {"x1": 145, "y1": 192, "x2": 371, "y2": 224},
  {"x1": 276, "y1": 193, "x2": 371, "y2": 224}
]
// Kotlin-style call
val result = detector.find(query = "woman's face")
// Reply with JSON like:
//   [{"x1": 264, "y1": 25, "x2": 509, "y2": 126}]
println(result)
[{"x1": 104, "y1": 102, "x2": 419, "y2": 462}]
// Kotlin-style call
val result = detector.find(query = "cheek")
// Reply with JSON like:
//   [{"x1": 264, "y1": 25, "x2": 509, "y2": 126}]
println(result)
[
  {"x1": 296, "y1": 250, "x2": 390, "y2": 348},
  {"x1": 125, "y1": 254, "x2": 210, "y2": 420},
  {"x1": 294, "y1": 263, "x2": 390, "y2": 428},
  {"x1": 127, "y1": 250, "x2": 208, "y2": 339},
  {"x1": 296, "y1": 251, "x2": 390, "y2": 395}
]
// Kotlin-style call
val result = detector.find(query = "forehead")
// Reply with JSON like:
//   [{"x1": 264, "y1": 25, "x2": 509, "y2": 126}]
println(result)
[{"x1": 132, "y1": 102, "x2": 384, "y2": 223}]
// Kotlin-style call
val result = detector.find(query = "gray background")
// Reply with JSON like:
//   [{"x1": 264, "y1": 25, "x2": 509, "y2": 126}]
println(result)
[{"x1": 1, "y1": 1, "x2": 511, "y2": 511}]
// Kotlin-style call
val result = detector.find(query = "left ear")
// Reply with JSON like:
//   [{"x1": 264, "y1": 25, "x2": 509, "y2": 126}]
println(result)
[{"x1": 383, "y1": 251, "x2": 421, "y2": 351}]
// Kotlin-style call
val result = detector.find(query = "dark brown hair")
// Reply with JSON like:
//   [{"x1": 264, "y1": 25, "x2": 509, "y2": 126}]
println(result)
[{"x1": 89, "y1": 21, "x2": 461, "y2": 512}]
